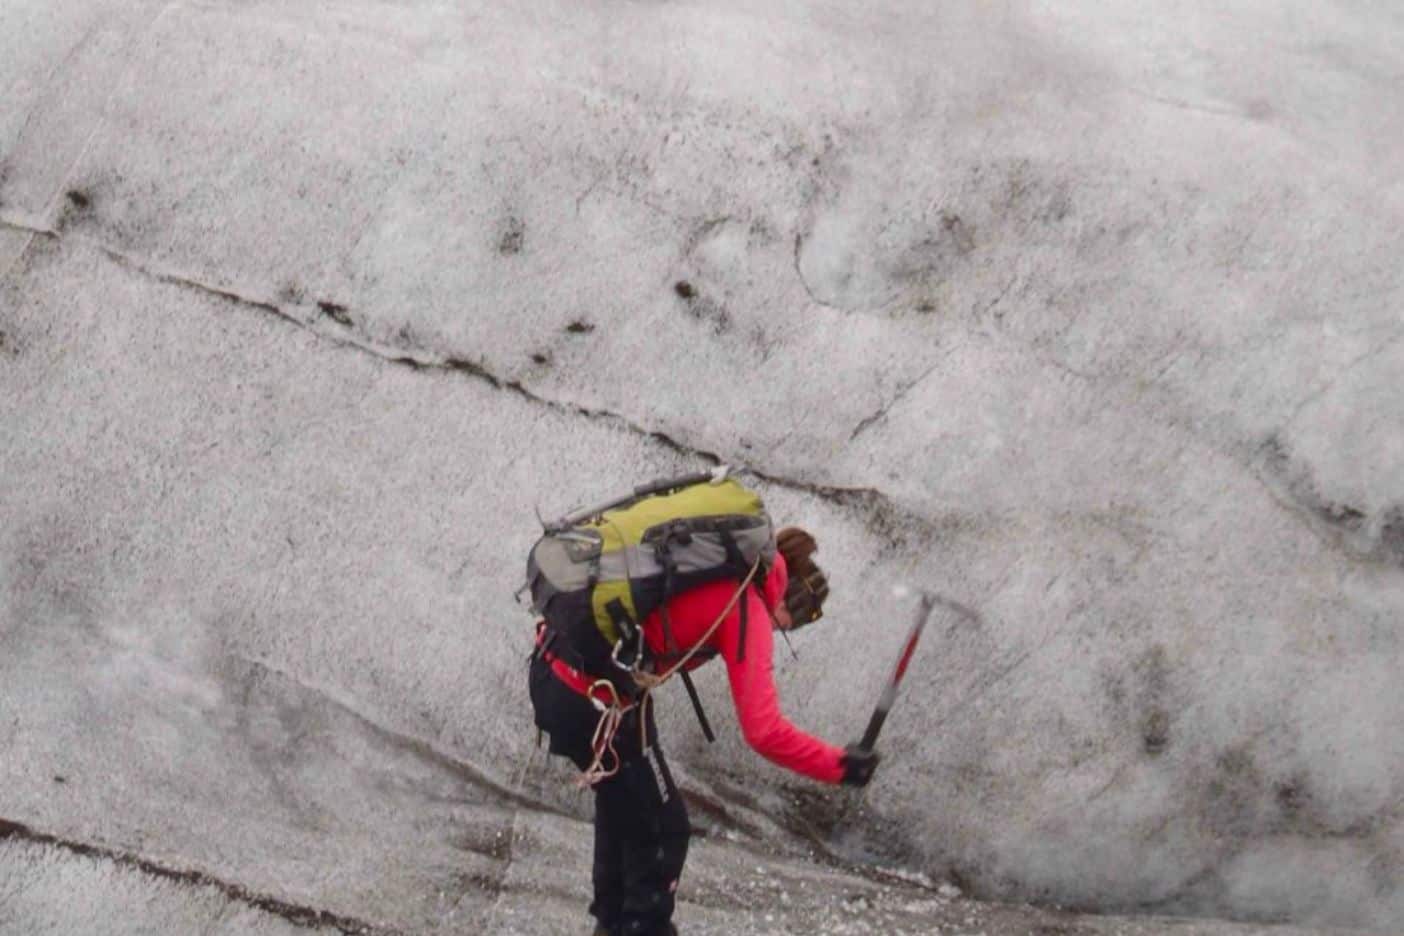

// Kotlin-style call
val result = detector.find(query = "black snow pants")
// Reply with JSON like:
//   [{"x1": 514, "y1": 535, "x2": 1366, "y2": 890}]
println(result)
[{"x1": 528, "y1": 655, "x2": 690, "y2": 936}]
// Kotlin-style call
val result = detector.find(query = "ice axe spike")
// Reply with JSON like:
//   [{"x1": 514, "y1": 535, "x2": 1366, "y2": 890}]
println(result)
[{"x1": 858, "y1": 590, "x2": 936, "y2": 753}]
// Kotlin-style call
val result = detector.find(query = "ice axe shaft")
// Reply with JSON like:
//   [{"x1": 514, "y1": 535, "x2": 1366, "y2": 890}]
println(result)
[{"x1": 858, "y1": 591, "x2": 936, "y2": 752}]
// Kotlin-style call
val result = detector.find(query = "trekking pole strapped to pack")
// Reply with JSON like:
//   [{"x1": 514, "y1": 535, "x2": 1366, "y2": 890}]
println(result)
[{"x1": 544, "y1": 465, "x2": 734, "y2": 534}]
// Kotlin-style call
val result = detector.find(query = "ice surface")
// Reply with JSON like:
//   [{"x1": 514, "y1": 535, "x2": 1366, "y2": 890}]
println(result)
[{"x1": 2, "y1": 0, "x2": 1401, "y2": 933}]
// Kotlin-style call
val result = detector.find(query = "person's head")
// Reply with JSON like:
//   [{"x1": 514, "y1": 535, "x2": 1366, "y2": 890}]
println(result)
[{"x1": 774, "y1": 526, "x2": 829, "y2": 632}]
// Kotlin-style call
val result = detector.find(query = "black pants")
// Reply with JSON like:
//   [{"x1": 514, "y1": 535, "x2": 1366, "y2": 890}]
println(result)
[{"x1": 529, "y1": 656, "x2": 690, "y2": 936}]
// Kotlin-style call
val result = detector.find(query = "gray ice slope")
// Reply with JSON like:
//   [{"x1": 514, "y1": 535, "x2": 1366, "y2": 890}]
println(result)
[
  {"x1": 1, "y1": 0, "x2": 1402, "y2": 932},
  {"x1": 2, "y1": 235, "x2": 1330, "y2": 936},
  {"x1": 0, "y1": 837, "x2": 315, "y2": 936}
]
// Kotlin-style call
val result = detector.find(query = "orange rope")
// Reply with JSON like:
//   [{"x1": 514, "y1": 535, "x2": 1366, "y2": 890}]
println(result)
[
  {"x1": 631, "y1": 554, "x2": 762, "y2": 691},
  {"x1": 577, "y1": 680, "x2": 632, "y2": 787}
]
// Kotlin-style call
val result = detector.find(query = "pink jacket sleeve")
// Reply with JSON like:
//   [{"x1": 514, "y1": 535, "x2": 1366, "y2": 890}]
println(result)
[{"x1": 714, "y1": 559, "x2": 846, "y2": 784}]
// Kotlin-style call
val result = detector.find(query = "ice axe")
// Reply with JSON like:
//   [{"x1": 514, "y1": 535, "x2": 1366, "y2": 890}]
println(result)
[{"x1": 857, "y1": 588, "x2": 937, "y2": 753}]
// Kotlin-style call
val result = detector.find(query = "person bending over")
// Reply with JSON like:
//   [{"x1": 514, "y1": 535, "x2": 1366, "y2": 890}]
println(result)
[{"x1": 528, "y1": 527, "x2": 880, "y2": 936}]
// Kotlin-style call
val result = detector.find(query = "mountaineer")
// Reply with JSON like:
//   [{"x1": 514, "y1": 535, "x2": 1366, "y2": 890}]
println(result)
[{"x1": 523, "y1": 470, "x2": 880, "y2": 936}]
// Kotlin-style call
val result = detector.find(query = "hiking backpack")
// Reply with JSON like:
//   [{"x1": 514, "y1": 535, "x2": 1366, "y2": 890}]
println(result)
[{"x1": 523, "y1": 469, "x2": 776, "y2": 696}]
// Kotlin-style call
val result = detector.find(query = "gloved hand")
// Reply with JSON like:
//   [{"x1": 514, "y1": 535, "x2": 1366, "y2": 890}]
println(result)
[
  {"x1": 840, "y1": 744, "x2": 881, "y2": 788},
  {"x1": 776, "y1": 526, "x2": 829, "y2": 629}
]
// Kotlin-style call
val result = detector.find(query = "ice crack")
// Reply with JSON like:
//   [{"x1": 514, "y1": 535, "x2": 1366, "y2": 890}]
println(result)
[
  {"x1": 0, "y1": 818, "x2": 398, "y2": 934},
  {"x1": 18, "y1": 223, "x2": 937, "y2": 540}
]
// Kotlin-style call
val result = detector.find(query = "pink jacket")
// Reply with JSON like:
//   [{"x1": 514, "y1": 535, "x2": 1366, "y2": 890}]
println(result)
[{"x1": 642, "y1": 554, "x2": 845, "y2": 784}]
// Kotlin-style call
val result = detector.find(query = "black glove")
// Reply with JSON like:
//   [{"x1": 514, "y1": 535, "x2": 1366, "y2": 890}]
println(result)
[{"x1": 840, "y1": 744, "x2": 880, "y2": 788}]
